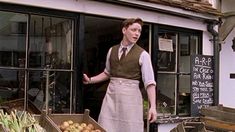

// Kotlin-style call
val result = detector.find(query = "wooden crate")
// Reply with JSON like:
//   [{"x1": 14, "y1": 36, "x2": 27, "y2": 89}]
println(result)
[
  {"x1": 0, "y1": 114, "x2": 58, "y2": 132},
  {"x1": 0, "y1": 124, "x2": 8, "y2": 132},
  {"x1": 200, "y1": 105, "x2": 235, "y2": 131},
  {"x1": 35, "y1": 114, "x2": 61, "y2": 132},
  {"x1": 170, "y1": 121, "x2": 207, "y2": 132},
  {"x1": 47, "y1": 109, "x2": 106, "y2": 132},
  {"x1": 0, "y1": 98, "x2": 41, "y2": 114}
]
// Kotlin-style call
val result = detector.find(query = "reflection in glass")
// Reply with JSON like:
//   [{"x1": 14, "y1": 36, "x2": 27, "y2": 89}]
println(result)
[
  {"x1": 180, "y1": 35, "x2": 190, "y2": 56},
  {"x1": 157, "y1": 74, "x2": 176, "y2": 116},
  {"x1": 179, "y1": 34, "x2": 199, "y2": 73},
  {"x1": 157, "y1": 33, "x2": 176, "y2": 71},
  {"x1": 178, "y1": 34, "x2": 199, "y2": 115},
  {"x1": 178, "y1": 75, "x2": 190, "y2": 115},
  {"x1": 28, "y1": 71, "x2": 71, "y2": 113},
  {"x1": 157, "y1": 51, "x2": 175, "y2": 71},
  {"x1": 29, "y1": 15, "x2": 73, "y2": 69},
  {"x1": 190, "y1": 35, "x2": 199, "y2": 55},
  {"x1": 0, "y1": 11, "x2": 27, "y2": 67},
  {"x1": 0, "y1": 69, "x2": 24, "y2": 101},
  {"x1": 27, "y1": 71, "x2": 44, "y2": 110},
  {"x1": 0, "y1": 11, "x2": 74, "y2": 114}
]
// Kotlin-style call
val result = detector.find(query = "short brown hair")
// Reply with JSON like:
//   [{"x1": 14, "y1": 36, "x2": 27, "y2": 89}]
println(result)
[{"x1": 122, "y1": 18, "x2": 143, "y2": 28}]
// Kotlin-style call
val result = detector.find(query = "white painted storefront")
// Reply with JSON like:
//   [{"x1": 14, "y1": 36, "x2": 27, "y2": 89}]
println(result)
[
  {"x1": 220, "y1": 0, "x2": 235, "y2": 108},
  {"x1": 0, "y1": 0, "x2": 226, "y2": 131}
]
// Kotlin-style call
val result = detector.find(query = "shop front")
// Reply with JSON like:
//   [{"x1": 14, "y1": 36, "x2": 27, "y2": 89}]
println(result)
[
  {"x1": 0, "y1": 3, "x2": 80, "y2": 114},
  {"x1": 0, "y1": 0, "x2": 221, "y2": 131}
]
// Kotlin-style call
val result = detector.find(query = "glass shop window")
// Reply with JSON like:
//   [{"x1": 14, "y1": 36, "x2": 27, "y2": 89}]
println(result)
[
  {"x1": 156, "y1": 27, "x2": 201, "y2": 117},
  {"x1": 29, "y1": 15, "x2": 73, "y2": 69},
  {"x1": 0, "y1": 11, "x2": 27, "y2": 68},
  {"x1": 0, "y1": 11, "x2": 27, "y2": 106},
  {"x1": 28, "y1": 15, "x2": 74, "y2": 113},
  {"x1": 0, "y1": 10, "x2": 74, "y2": 114}
]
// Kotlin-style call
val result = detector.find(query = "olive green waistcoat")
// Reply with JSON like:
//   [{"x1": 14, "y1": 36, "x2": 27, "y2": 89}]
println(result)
[{"x1": 110, "y1": 44, "x2": 144, "y2": 80}]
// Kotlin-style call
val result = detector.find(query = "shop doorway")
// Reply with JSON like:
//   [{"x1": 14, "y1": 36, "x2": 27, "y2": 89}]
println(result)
[{"x1": 83, "y1": 16, "x2": 151, "y2": 124}]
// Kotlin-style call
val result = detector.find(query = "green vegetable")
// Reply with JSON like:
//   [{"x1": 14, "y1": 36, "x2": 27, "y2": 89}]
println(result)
[{"x1": 0, "y1": 109, "x2": 46, "y2": 132}]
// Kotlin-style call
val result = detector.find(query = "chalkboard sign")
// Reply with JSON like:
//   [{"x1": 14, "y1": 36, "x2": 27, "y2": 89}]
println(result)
[{"x1": 191, "y1": 55, "x2": 214, "y2": 116}]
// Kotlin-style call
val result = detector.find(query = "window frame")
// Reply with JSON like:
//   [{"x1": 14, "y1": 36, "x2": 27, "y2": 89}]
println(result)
[
  {"x1": 0, "y1": 3, "x2": 80, "y2": 113},
  {"x1": 153, "y1": 24, "x2": 203, "y2": 117}
]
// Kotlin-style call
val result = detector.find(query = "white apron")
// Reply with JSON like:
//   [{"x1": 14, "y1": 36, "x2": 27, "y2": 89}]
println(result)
[{"x1": 98, "y1": 77, "x2": 143, "y2": 132}]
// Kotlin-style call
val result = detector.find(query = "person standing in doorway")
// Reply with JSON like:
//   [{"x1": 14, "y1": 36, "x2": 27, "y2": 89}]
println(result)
[{"x1": 83, "y1": 18, "x2": 157, "y2": 132}]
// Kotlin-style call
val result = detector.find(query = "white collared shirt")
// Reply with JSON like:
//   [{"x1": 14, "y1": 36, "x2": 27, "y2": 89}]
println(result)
[
  {"x1": 104, "y1": 44, "x2": 156, "y2": 88},
  {"x1": 118, "y1": 43, "x2": 134, "y2": 59}
]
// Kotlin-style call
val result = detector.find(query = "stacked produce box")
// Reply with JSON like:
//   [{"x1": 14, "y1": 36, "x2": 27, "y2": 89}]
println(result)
[
  {"x1": 0, "y1": 98, "x2": 41, "y2": 114},
  {"x1": 0, "y1": 110, "x2": 58, "y2": 132},
  {"x1": 47, "y1": 109, "x2": 105, "y2": 132},
  {"x1": 0, "y1": 109, "x2": 106, "y2": 132}
]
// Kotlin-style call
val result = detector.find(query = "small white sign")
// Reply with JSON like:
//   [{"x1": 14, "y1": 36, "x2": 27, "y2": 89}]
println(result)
[{"x1": 158, "y1": 38, "x2": 173, "y2": 52}]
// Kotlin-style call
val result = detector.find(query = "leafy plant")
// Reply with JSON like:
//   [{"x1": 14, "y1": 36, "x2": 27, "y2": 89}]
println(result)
[{"x1": 0, "y1": 110, "x2": 46, "y2": 132}]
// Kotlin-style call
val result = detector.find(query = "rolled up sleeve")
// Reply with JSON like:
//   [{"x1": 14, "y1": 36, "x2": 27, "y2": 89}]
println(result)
[{"x1": 139, "y1": 51, "x2": 156, "y2": 88}]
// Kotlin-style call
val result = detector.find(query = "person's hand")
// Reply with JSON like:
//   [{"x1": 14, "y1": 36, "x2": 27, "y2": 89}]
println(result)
[
  {"x1": 83, "y1": 74, "x2": 90, "y2": 84},
  {"x1": 148, "y1": 107, "x2": 157, "y2": 123}
]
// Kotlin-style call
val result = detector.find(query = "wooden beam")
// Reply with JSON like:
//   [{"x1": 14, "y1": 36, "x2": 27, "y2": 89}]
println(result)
[
  {"x1": 201, "y1": 117, "x2": 235, "y2": 131},
  {"x1": 219, "y1": 15, "x2": 235, "y2": 41},
  {"x1": 200, "y1": 106, "x2": 235, "y2": 123},
  {"x1": 177, "y1": 123, "x2": 186, "y2": 132}
]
